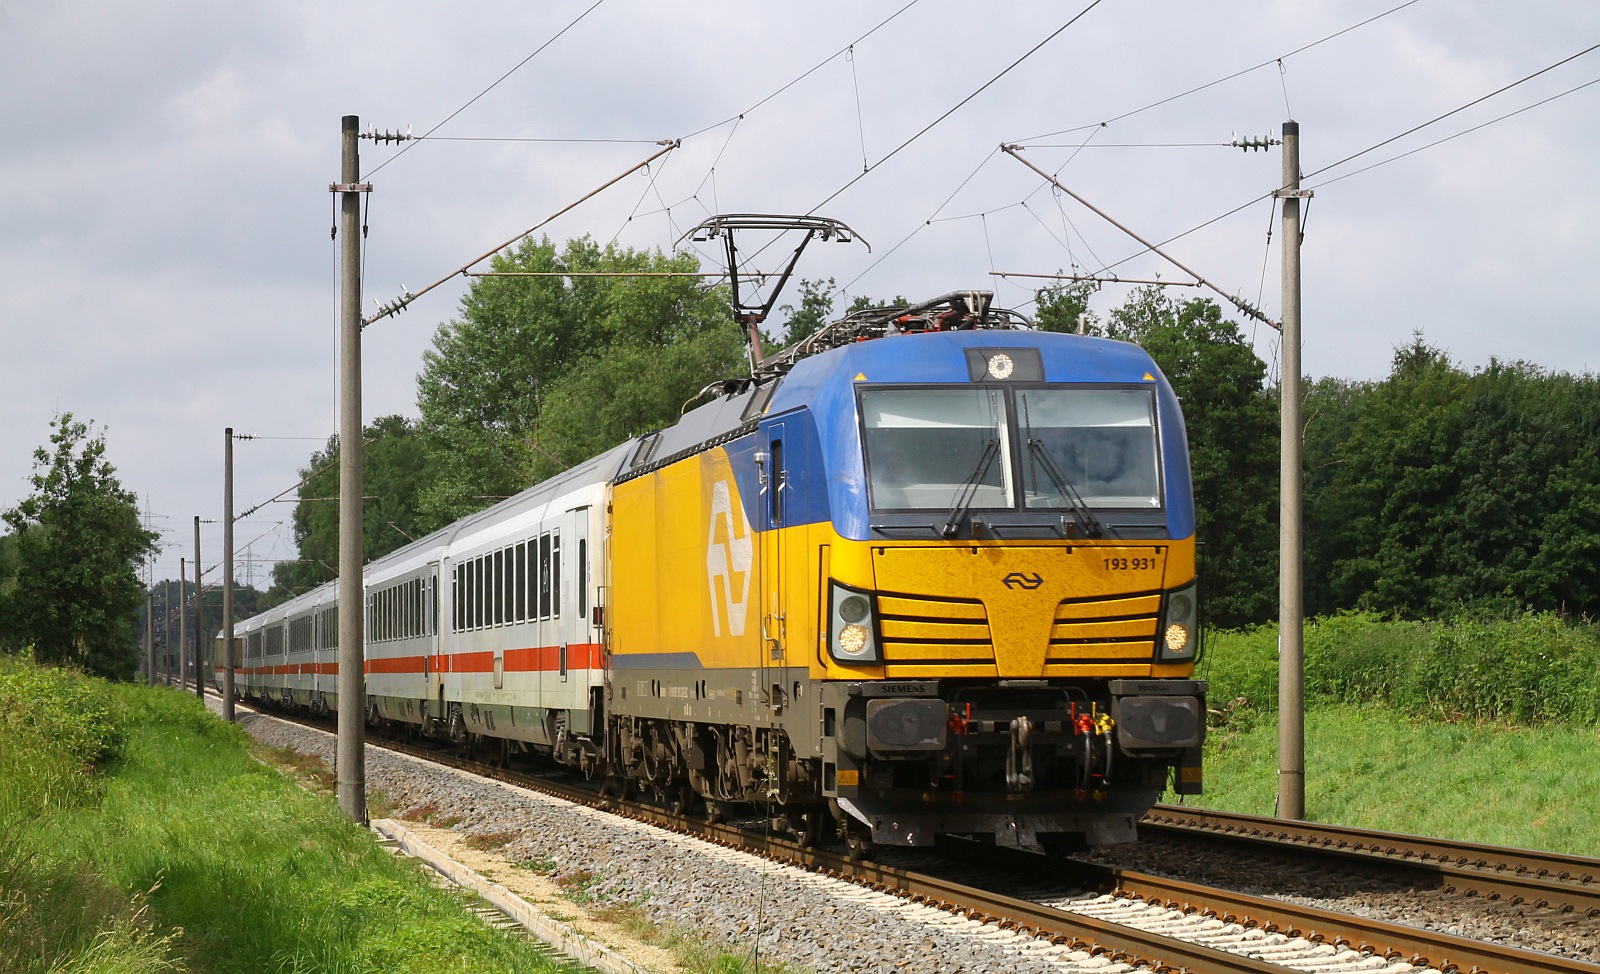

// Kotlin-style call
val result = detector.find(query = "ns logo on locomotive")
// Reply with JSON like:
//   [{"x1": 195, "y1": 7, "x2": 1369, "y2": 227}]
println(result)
[{"x1": 229, "y1": 285, "x2": 1205, "y2": 855}]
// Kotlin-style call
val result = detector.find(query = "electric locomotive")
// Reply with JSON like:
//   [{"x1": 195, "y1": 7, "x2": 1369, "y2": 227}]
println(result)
[{"x1": 603, "y1": 290, "x2": 1204, "y2": 851}]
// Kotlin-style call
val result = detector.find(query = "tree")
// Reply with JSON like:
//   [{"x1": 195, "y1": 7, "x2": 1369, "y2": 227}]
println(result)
[
  {"x1": 1312, "y1": 341, "x2": 1600, "y2": 618},
  {"x1": 774, "y1": 277, "x2": 837, "y2": 347},
  {"x1": 0, "y1": 414, "x2": 158, "y2": 679},
  {"x1": 414, "y1": 236, "x2": 739, "y2": 526},
  {"x1": 1300, "y1": 375, "x2": 1374, "y2": 617},
  {"x1": 266, "y1": 415, "x2": 430, "y2": 605},
  {"x1": 1046, "y1": 285, "x2": 1279, "y2": 627},
  {"x1": 1033, "y1": 278, "x2": 1099, "y2": 335}
]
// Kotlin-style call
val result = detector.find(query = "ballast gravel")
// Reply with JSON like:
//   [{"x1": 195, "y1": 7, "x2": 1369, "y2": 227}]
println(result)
[
  {"x1": 236, "y1": 710, "x2": 1130, "y2": 974},
  {"x1": 233, "y1": 705, "x2": 1597, "y2": 971}
]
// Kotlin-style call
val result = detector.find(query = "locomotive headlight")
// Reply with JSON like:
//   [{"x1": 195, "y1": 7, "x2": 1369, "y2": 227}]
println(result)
[
  {"x1": 1159, "y1": 582, "x2": 1199, "y2": 661},
  {"x1": 839, "y1": 595, "x2": 870, "y2": 624},
  {"x1": 829, "y1": 581, "x2": 881, "y2": 665}
]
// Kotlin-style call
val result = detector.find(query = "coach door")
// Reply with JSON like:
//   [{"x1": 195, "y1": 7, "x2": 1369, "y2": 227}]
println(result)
[
  {"x1": 760, "y1": 422, "x2": 790, "y2": 715},
  {"x1": 566, "y1": 505, "x2": 591, "y2": 688}
]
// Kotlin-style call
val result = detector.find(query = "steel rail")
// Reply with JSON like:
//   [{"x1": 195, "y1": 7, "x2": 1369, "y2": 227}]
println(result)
[
  {"x1": 1095, "y1": 861, "x2": 1595, "y2": 974},
  {"x1": 1145, "y1": 805, "x2": 1600, "y2": 917}
]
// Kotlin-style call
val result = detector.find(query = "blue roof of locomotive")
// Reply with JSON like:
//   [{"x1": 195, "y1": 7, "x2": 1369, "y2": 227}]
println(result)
[{"x1": 759, "y1": 329, "x2": 1196, "y2": 541}]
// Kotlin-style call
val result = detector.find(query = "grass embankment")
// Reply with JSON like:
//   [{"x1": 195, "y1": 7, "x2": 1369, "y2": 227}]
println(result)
[
  {"x1": 0, "y1": 656, "x2": 578, "y2": 974},
  {"x1": 1190, "y1": 612, "x2": 1600, "y2": 856}
]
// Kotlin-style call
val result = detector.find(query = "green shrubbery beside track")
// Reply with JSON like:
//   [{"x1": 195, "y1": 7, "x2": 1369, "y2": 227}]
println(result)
[
  {"x1": 1200, "y1": 610, "x2": 1600, "y2": 727},
  {"x1": 0, "y1": 656, "x2": 573, "y2": 974}
]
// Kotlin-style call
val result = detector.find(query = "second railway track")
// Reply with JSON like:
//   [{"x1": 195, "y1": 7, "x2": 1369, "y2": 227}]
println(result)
[{"x1": 1141, "y1": 805, "x2": 1600, "y2": 919}]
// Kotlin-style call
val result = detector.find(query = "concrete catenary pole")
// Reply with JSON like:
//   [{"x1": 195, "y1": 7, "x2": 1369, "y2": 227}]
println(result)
[
  {"x1": 194, "y1": 516, "x2": 205, "y2": 701},
  {"x1": 179, "y1": 557, "x2": 188, "y2": 693},
  {"x1": 1277, "y1": 120, "x2": 1306, "y2": 820},
  {"x1": 223, "y1": 429, "x2": 236, "y2": 721},
  {"x1": 336, "y1": 114, "x2": 368, "y2": 824},
  {"x1": 163, "y1": 579, "x2": 172, "y2": 683},
  {"x1": 145, "y1": 593, "x2": 155, "y2": 686}
]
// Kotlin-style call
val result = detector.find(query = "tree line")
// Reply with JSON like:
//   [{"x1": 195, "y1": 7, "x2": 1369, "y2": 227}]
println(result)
[
  {"x1": 263, "y1": 245, "x2": 1600, "y2": 631},
  {"x1": 11, "y1": 238, "x2": 1592, "y2": 680}
]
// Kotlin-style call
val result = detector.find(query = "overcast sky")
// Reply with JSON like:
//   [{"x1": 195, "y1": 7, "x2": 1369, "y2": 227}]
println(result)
[{"x1": 2, "y1": 0, "x2": 1596, "y2": 587}]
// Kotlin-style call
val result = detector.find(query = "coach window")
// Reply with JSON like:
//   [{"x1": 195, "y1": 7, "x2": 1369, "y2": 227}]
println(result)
[
  {"x1": 578, "y1": 538, "x2": 588, "y2": 618},
  {"x1": 452, "y1": 566, "x2": 460, "y2": 633},
  {"x1": 515, "y1": 541, "x2": 527, "y2": 622},
  {"x1": 466, "y1": 561, "x2": 476, "y2": 631},
  {"x1": 552, "y1": 531, "x2": 561, "y2": 619},
  {"x1": 534, "y1": 540, "x2": 547, "y2": 623},
  {"x1": 502, "y1": 547, "x2": 516, "y2": 627},
  {"x1": 478, "y1": 556, "x2": 488, "y2": 629},
  {"x1": 475, "y1": 557, "x2": 487, "y2": 630},
  {"x1": 539, "y1": 533, "x2": 552, "y2": 619},
  {"x1": 490, "y1": 549, "x2": 502, "y2": 626}
]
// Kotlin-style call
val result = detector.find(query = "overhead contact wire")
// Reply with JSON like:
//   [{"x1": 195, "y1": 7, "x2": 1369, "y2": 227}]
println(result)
[
  {"x1": 678, "y1": 0, "x2": 925, "y2": 141},
  {"x1": 366, "y1": 0, "x2": 612, "y2": 178},
  {"x1": 1012, "y1": 0, "x2": 1426, "y2": 143},
  {"x1": 1307, "y1": 75, "x2": 1600, "y2": 190},
  {"x1": 810, "y1": 0, "x2": 1107, "y2": 216},
  {"x1": 1306, "y1": 45, "x2": 1600, "y2": 180}
]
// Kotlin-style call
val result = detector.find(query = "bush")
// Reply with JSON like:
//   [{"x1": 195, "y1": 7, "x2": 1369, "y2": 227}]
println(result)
[
  {"x1": 1201, "y1": 611, "x2": 1600, "y2": 726},
  {"x1": 0, "y1": 655, "x2": 128, "y2": 768}
]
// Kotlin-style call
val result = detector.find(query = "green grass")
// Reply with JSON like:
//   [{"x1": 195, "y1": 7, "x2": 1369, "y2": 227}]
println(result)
[
  {"x1": 0, "y1": 657, "x2": 580, "y2": 974},
  {"x1": 1189, "y1": 611, "x2": 1600, "y2": 856},
  {"x1": 1193, "y1": 703, "x2": 1600, "y2": 856}
]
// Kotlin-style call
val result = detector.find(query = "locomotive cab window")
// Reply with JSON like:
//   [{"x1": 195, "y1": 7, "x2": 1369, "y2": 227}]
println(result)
[
  {"x1": 1017, "y1": 388, "x2": 1161, "y2": 510},
  {"x1": 860, "y1": 384, "x2": 1162, "y2": 513},
  {"x1": 861, "y1": 387, "x2": 1013, "y2": 511}
]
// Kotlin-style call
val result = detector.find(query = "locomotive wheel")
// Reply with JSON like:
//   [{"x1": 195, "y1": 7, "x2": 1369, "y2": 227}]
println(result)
[
  {"x1": 843, "y1": 821, "x2": 874, "y2": 862},
  {"x1": 792, "y1": 808, "x2": 826, "y2": 848},
  {"x1": 668, "y1": 782, "x2": 696, "y2": 817},
  {"x1": 704, "y1": 800, "x2": 728, "y2": 825}
]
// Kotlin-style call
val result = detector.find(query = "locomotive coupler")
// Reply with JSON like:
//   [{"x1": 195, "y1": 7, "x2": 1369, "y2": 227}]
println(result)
[{"x1": 1005, "y1": 715, "x2": 1035, "y2": 792}]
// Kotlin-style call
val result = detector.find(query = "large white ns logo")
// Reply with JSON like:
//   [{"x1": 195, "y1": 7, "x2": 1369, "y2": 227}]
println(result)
[{"x1": 706, "y1": 479, "x2": 754, "y2": 637}]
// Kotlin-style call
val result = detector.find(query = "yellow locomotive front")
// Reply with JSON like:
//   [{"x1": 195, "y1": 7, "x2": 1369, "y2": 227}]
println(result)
[{"x1": 605, "y1": 296, "x2": 1205, "y2": 852}]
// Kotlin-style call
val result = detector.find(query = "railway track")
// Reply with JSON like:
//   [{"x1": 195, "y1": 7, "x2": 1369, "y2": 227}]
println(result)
[
  {"x1": 1143, "y1": 805, "x2": 1600, "y2": 919},
  {"x1": 249, "y1": 703, "x2": 1600, "y2": 974}
]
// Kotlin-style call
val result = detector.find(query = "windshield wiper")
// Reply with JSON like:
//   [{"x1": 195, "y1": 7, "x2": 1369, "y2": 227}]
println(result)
[
  {"x1": 941, "y1": 438, "x2": 1000, "y2": 539},
  {"x1": 1027, "y1": 438, "x2": 1110, "y2": 539}
]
